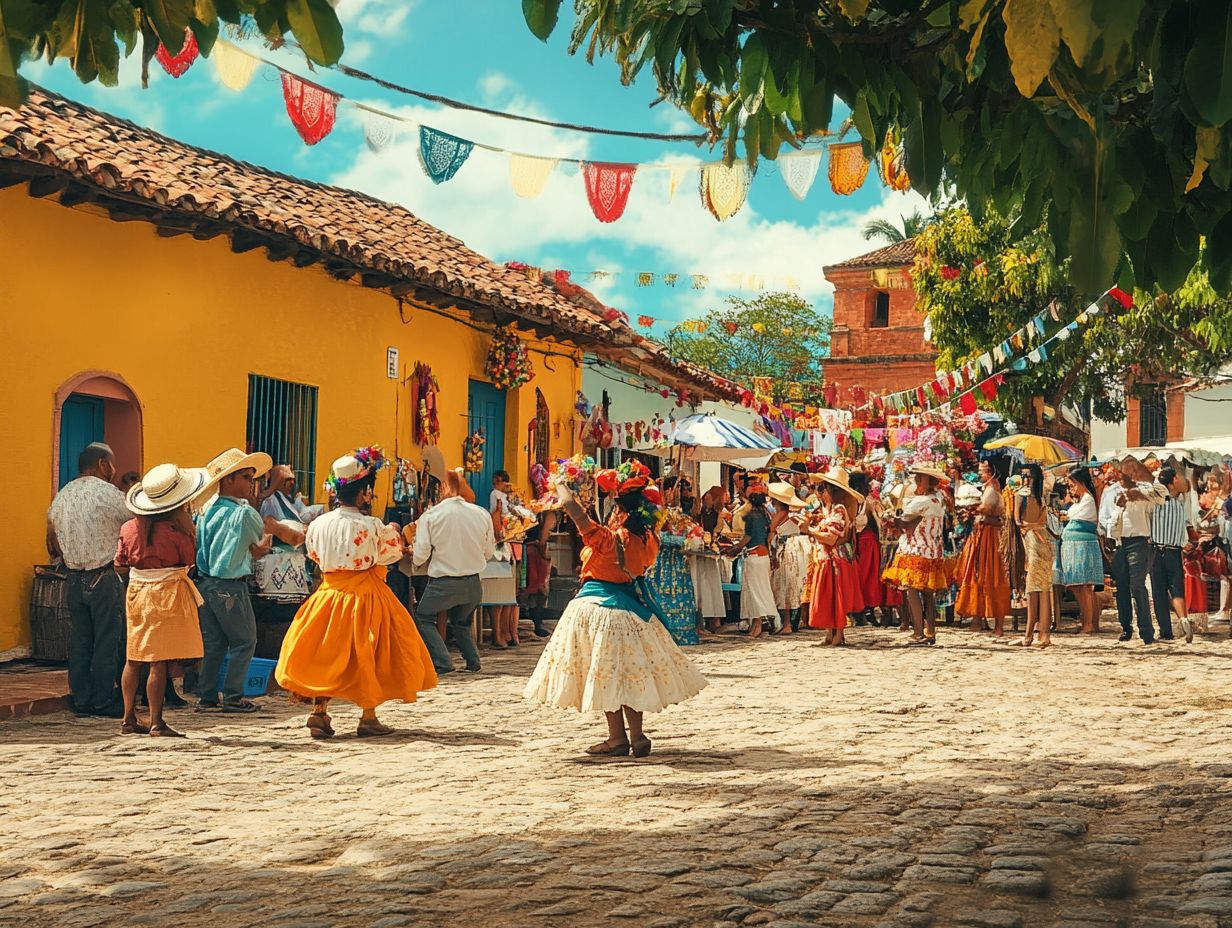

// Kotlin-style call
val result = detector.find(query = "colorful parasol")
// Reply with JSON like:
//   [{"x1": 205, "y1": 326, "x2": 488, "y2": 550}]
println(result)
[{"x1": 983, "y1": 433, "x2": 1082, "y2": 466}]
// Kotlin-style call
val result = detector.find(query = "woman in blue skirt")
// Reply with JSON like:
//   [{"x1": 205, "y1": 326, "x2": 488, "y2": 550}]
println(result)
[
  {"x1": 1060, "y1": 467, "x2": 1104, "y2": 634},
  {"x1": 649, "y1": 476, "x2": 699, "y2": 645}
]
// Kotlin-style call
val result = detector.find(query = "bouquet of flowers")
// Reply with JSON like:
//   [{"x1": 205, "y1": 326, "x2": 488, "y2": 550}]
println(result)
[
  {"x1": 486, "y1": 328, "x2": 535, "y2": 391},
  {"x1": 463, "y1": 429, "x2": 485, "y2": 473},
  {"x1": 530, "y1": 454, "x2": 598, "y2": 512}
]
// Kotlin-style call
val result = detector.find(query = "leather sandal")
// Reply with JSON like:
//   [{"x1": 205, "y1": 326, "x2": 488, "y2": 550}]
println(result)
[
  {"x1": 586, "y1": 738, "x2": 630, "y2": 756},
  {"x1": 306, "y1": 714, "x2": 335, "y2": 739},
  {"x1": 356, "y1": 719, "x2": 395, "y2": 737},
  {"x1": 631, "y1": 737, "x2": 653, "y2": 758},
  {"x1": 149, "y1": 722, "x2": 185, "y2": 738},
  {"x1": 120, "y1": 721, "x2": 150, "y2": 735}
]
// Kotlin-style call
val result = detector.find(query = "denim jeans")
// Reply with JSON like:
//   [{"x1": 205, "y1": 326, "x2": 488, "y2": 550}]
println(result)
[
  {"x1": 1150, "y1": 546, "x2": 1185, "y2": 638},
  {"x1": 195, "y1": 577, "x2": 257, "y2": 705},
  {"x1": 415, "y1": 574, "x2": 482, "y2": 672},
  {"x1": 1111, "y1": 537, "x2": 1154, "y2": 641},
  {"x1": 66, "y1": 566, "x2": 124, "y2": 712}
]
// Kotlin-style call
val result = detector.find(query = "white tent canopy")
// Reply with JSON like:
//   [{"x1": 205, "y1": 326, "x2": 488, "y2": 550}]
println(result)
[{"x1": 651, "y1": 413, "x2": 779, "y2": 462}]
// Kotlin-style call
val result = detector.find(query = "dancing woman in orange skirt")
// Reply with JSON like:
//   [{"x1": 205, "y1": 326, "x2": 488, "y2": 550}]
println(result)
[
  {"x1": 275, "y1": 447, "x2": 437, "y2": 738},
  {"x1": 807, "y1": 467, "x2": 864, "y2": 646},
  {"x1": 954, "y1": 460, "x2": 1011, "y2": 636}
]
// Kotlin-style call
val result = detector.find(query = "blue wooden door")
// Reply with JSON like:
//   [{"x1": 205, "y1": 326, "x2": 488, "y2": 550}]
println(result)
[
  {"x1": 59, "y1": 395, "x2": 105, "y2": 487},
  {"x1": 467, "y1": 380, "x2": 506, "y2": 502}
]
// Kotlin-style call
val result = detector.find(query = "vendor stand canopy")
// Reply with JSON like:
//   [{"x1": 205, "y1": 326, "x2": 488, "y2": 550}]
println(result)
[
  {"x1": 653, "y1": 413, "x2": 778, "y2": 462},
  {"x1": 1099, "y1": 440, "x2": 1232, "y2": 469}
]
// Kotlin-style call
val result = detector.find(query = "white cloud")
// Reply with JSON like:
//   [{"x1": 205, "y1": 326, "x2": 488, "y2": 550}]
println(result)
[
  {"x1": 336, "y1": 0, "x2": 415, "y2": 40},
  {"x1": 478, "y1": 72, "x2": 516, "y2": 103},
  {"x1": 330, "y1": 92, "x2": 929, "y2": 322}
]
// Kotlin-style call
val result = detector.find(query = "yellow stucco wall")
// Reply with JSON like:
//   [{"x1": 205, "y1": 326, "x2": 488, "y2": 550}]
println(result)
[{"x1": 0, "y1": 187, "x2": 580, "y2": 655}]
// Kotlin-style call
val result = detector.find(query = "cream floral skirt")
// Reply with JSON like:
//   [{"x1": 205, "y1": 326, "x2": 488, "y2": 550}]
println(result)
[{"x1": 523, "y1": 599, "x2": 708, "y2": 714}]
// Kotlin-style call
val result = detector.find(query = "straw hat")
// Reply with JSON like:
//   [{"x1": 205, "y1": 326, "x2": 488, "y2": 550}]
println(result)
[
  {"x1": 125, "y1": 463, "x2": 210, "y2": 515},
  {"x1": 422, "y1": 446, "x2": 447, "y2": 483},
  {"x1": 205, "y1": 447, "x2": 273, "y2": 484},
  {"x1": 955, "y1": 482, "x2": 982, "y2": 507},
  {"x1": 767, "y1": 481, "x2": 806, "y2": 509},
  {"x1": 815, "y1": 465, "x2": 865, "y2": 505},
  {"x1": 909, "y1": 463, "x2": 948, "y2": 483}
]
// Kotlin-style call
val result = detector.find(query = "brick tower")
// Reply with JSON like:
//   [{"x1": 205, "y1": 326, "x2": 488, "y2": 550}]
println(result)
[{"x1": 822, "y1": 240, "x2": 938, "y2": 398}]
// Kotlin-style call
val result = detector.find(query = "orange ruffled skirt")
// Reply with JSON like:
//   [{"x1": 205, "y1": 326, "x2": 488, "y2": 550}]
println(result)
[
  {"x1": 275, "y1": 566, "x2": 437, "y2": 708},
  {"x1": 882, "y1": 553, "x2": 953, "y2": 592},
  {"x1": 954, "y1": 524, "x2": 1011, "y2": 619},
  {"x1": 808, "y1": 555, "x2": 849, "y2": 630}
]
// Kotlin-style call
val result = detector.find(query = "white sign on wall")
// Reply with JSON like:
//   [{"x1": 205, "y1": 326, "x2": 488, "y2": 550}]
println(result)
[{"x1": 386, "y1": 347, "x2": 399, "y2": 380}]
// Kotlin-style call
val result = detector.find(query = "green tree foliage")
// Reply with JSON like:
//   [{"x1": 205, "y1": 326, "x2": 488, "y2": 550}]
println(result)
[
  {"x1": 862, "y1": 209, "x2": 930, "y2": 244},
  {"x1": 521, "y1": 0, "x2": 1232, "y2": 296},
  {"x1": 0, "y1": 0, "x2": 343, "y2": 107},
  {"x1": 667, "y1": 291, "x2": 831, "y2": 399},
  {"x1": 916, "y1": 208, "x2": 1232, "y2": 433}
]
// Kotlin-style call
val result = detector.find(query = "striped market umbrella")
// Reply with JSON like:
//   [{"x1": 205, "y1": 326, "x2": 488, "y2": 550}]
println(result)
[
  {"x1": 983, "y1": 433, "x2": 1082, "y2": 466},
  {"x1": 657, "y1": 414, "x2": 779, "y2": 462}
]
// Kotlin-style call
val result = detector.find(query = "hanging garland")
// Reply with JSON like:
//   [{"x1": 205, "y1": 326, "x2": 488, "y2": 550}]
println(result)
[
  {"x1": 463, "y1": 428, "x2": 485, "y2": 473},
  {"x1": 486, "y1": 328, "x2": 535, "y2": 390},
  {"x1": 413, "y1": 362, "x2": 441, "y2": 445}
]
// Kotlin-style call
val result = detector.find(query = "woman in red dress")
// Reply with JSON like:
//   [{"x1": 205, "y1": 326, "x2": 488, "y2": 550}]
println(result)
[{"x1": 807, "y1": 467, "x2": 864, "y2": 646}]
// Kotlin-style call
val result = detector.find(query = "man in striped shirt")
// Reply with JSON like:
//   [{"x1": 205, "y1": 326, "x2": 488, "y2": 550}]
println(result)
[{"x1": 1150, "y1": 466, "x2": 1195, "y2": 643}]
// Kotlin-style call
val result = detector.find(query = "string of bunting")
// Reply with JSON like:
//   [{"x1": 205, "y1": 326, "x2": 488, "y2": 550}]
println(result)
[
  {"x1": 509, "y1": 265, "x2": 809, "y2": 296},
  {"x1": 853, "y1": 288, "x2": 1134, "y2": 416},
  {"x1": 152, "y1": 33, "x2": 909, "y2": 224}
]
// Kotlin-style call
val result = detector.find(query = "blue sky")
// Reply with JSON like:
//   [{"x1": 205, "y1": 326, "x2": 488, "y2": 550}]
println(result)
[{"x1": 27, "y1": 0, "x2": 925, "y2": 327}]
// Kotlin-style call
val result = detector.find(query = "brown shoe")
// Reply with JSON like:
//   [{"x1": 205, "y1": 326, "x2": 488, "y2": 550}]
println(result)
[
  {"x1": 119, "y1": 721, "x2": 150, "y2": 735},
  {"x1": 631, "y1": 736, "x2": 653, "y2": 758},
  {"x1": 356, "y1": 719, "x2": 395, "y2": 738},
  {"x1": 585, "y1": 738, "x2": 630, "y2": 756},
  {"x1": 306, "y1": 714, "x2": 334, "y2": 739}
]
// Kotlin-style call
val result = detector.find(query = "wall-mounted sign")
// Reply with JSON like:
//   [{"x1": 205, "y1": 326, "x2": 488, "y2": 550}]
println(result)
[{"x1": 386, "y1": 347, "x2": 399, "y2": 380}]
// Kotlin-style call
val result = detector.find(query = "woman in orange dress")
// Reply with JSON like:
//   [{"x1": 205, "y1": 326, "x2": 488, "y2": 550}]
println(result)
[
  {"x1": 276, "y1": 447, "x2": 437, "y2": 739},
  {"x1": 954, "y1": 459, "x2": 1011, "y2": 635},
  {"x1": 807, "y1": 467, "x2": 863, "y2": 645},
  {"x1": 523, "y1": 461, "x2": 707, "y2": 758}
]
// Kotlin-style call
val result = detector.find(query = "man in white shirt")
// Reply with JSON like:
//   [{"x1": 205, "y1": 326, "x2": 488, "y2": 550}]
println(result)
[
  {"x1": 413, "y1": 470, "x2": 496, "y2": 674},
  {"x1": 46, "y1": 443, "x2": 129, "y2": 717},
  {"x1": 1098, "y1": 458, "x2": 1164, "y2": 643}
]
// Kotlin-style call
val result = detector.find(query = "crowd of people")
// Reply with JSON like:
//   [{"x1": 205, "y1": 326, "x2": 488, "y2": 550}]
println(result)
[{"x1": 42, "y1": 436, "x2": 1232, "y2": 752}]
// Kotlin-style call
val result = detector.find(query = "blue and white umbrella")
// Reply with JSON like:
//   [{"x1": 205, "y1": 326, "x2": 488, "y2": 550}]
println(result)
[{"x1": 656, "y1": 413, "x2": 779, "y2": 462}]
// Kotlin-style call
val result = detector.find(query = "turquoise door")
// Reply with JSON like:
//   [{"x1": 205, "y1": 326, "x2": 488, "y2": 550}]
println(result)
[
  {"x1": 467, "y1": 380, "x2": 506, "y2": 502},
  {"x1": 59, "y1": 395, "x2": 105, "y2": 487}
]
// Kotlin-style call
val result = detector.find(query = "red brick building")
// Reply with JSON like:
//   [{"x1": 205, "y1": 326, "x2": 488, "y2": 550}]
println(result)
[{"x1": 822, "y1": 239, "x2": 937, "y2": 397}]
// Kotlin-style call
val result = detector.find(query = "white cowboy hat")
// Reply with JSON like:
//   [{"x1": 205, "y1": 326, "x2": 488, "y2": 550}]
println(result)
[
  {"x1": 422, "y1": 445, "x2": 448, "y2": 483},
  {"x1": 955, "y1": 483, "x2": 982, "y2": 507},
  {"x1": 767, "y1": 481, "x2": 806, "y2": 509},
  {"x1": 125, "y1": 463, "x2": 210, "y2": 515}
]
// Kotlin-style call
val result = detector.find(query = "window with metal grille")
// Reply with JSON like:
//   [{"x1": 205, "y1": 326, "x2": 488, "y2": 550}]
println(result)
[
  {"x1": 1138, "y1": 389, "x2": 1168, "y2": 447},
  {"x1": 246, "y1": 375, "x2": 319, "y2": 501}
]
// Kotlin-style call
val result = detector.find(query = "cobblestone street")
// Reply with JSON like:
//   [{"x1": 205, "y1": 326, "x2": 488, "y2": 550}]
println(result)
[{"x1": 3, "y1": 627, "x2": 1232, "y2": 928}]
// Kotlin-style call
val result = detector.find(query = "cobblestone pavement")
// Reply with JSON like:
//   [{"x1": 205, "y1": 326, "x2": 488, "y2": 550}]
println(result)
[{"x1": 3, "y1": 625, "x2": 1232, "y2": 928}]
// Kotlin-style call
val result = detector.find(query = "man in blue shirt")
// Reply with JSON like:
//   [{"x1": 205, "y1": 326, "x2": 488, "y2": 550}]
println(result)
[{"x1": 195, "y1": 449, "x2": 272, "y2": 711}]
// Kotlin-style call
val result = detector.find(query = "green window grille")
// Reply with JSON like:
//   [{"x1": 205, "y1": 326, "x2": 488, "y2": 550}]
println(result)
[{"x1": 246, "y1": 374, "x2": 319, "y2": 502}]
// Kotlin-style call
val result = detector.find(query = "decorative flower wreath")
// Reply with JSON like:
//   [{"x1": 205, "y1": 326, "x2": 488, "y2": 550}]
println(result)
[
  {"x1": 324, "y1": 445, "x2": 388, "y2": 496},
  {"x1": 530, "y1": 454, "x2": 598, "y2": 512},
  {"x1": 596, "y1": 460, "x2": 666, "y2": 530},
  {"x1": 486, "y1": 328, "x2": 535, "y2": 391}
]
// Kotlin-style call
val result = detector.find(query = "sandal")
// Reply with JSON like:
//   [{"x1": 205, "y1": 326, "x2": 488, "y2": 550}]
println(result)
[
  {"x1": 306, "y1": 714, "x2": 335, "y2": 739},
  {"x1": 222, "y1": 699, "x2": 259, "y2": 713},
  {"x1": 631, "y1": 737, "x2": 653, "y2": 758},
  {"x1": 149, "y1": 722, "x2": 185, "y2": 738},
  {"x1": 585, "y1": 738, "x2": 630, "y2": 756},
  {"x1": 356, "y1": 719, "x2": 395, "y2": 738},
  {"x1": 119, "y1": 721, "x2": 150, "y2": 735}
]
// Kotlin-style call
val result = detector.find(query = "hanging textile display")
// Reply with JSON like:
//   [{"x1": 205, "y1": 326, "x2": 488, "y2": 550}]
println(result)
[
  {"x1": 877, "y1": 130, "x2": 912, "y2": 191},
  {"x1": 155, "y1": 30, "x2": 200, "y2": 78},
  {"x1": 463, "y1": 429, "x2": 485, "y2": 473},
  {"x1": 418, "y1": 125, "x2": 473, "y2": 183},
  {"x1": 361, "y1": 110, "x2": 398, "y2": 153},
  {"x1": 699, "y1": 161, "x2": 752, "y2": 221},
  {"x1": 281, "y1": 73, "x2": 339, "y2": 146},
  {"x1": 582, "y1": 162, "x2": 636, "y2": 222},
  {"x1": 828, "y1": 141, "x2": 870, "y2": 195},
  {"x1": 779, "y1": 150, "x2": 822, "y2": 201},
  {"x1": 485, "y1": 328, "x2": 535, "y2": 391},
  {"x1": 509, "y1": 154, "x2": 558, "y2": 199},
  {"x1": 667, "y1": 164, "x2": 693, "y2": 201},
  {"x1": 211, "y1": 39, "x2": 257, "y2": 91},
  {"x1": 413, "y1": 363, "x2": 441, "y2": 446}
]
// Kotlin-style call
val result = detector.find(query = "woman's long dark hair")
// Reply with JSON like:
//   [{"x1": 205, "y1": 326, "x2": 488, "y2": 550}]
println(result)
[
  {"x1": 337, "y1": 472, "x2": 377, "y2": 507},
  {"x1": 616, "y1": 490, "x2": 654, "y2": 537},
  {"x1": 1069, "y1": 466, "x2": 1096, "y2": 497},
  {"x1": 1020, "y1": 463, "x2": 1044, "y2": 503},
  {"x1": 138, "y1": 511, "x2": 174, "y2": 545}
]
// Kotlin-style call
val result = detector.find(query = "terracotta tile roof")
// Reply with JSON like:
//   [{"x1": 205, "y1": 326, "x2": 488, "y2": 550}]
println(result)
[
  {"x1": 825, "y1": 238, "x2": 916, "y2": 270},
  {"x1": 0, "y1": 88, "x2": 623, "y2": 341}
]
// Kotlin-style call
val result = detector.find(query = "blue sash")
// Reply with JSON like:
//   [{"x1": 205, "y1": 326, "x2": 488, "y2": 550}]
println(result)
[
  {"x1": 575, "y1": 579, "x2": 666, "y2": 625},
  {"x1": 1063, "y1": 518, "x2": 1098, "y2": 539}
]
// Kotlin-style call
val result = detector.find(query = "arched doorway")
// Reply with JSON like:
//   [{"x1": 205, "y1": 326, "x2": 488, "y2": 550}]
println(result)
[{"x1": 52, "y1": 372, "x2": 143, "y2": 490}]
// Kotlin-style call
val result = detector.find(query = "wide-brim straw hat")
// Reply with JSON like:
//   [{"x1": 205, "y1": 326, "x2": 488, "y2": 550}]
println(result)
[
  {"x1": 196, "y1": 447, "x2": 273, "y2": 506},
  {"x1": 423, "y1": 446, "x2": 447, "y2": 483},
  {"x1": 909, "y1": 463, "x2": 948, "y2": 483},
  {"x1": 767, "y1": 481, "x2": 806, "y2": 509},
  {"x1": 814, "y1": 465, "x2": 865, "y2": 505},
  {"x1": 126, "y1": 464, "x2": 210, "y2": 515}
]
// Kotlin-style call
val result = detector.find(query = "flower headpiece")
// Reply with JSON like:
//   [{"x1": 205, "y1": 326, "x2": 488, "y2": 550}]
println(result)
[
  {"x1": 747, "y1": 483, "x2": 769, "y2": 495},
  {"x1": 324, "y1": 445, "x2": 388, "y2": 495},
  {"x1": 596, "y1": 459, "x2": 652, "y2": 496}
]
